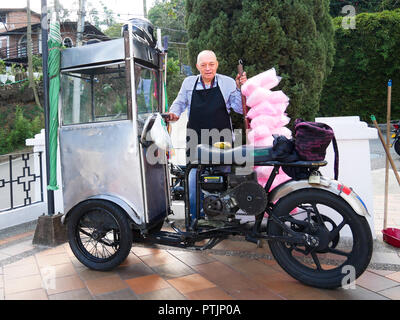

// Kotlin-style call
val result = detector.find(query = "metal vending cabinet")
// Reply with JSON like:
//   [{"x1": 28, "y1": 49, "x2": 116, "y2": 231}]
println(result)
[{"x1": 58, "y1": 24, "x2": 169, "y2": 231}]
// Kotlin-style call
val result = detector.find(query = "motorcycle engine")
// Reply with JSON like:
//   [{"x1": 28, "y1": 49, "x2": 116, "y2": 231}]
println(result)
[{"x1": 201, "y1": 170, "x2": 268, "y2": 219}]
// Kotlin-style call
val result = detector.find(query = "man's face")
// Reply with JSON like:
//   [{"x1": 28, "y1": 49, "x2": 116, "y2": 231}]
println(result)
[{"x1": 196, "y1": 53, "x2": 219, "y2": 83}]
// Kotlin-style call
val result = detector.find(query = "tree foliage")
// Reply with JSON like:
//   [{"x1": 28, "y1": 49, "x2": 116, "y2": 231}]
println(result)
[
  {"x1": 320, "y1": 9, "x2": 400, "y2": 122},
  {"x1": 186, "y1": 0, "x2": 335, "y2": 122},
  {"x1": 148, "y1": 0, "x2": 188, "y2": 63},
  {"x1": 329, "y1": 0, "x2": 400, "y2": 17}
]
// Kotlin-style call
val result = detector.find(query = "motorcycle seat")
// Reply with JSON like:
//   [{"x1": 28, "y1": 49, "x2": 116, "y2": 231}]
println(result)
[{"x1": 188, "y1": 144, "x2": 275, "y2": 166}]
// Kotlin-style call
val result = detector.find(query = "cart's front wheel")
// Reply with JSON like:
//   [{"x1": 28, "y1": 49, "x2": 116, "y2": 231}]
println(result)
[{"x1": 67, "y1": 200, "x2": 133, "y2": 271}]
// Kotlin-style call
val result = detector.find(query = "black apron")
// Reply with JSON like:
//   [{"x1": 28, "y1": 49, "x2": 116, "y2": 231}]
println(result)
[{"x1": 186, "y1": 77, "x2": 233, "y2": 149}]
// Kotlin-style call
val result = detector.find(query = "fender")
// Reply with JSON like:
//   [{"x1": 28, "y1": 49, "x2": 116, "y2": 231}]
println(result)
[
  {"x1": 61, "y1": 194, "x2": 144, "y2": 226},
  {"x1": 268, "y1": 176, "x2": 370, "y2": 217}
]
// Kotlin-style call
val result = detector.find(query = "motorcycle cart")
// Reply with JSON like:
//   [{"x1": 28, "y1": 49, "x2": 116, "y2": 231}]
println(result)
[{"x1": 59, "y1": 20, "x2": 373, "y2": 289}]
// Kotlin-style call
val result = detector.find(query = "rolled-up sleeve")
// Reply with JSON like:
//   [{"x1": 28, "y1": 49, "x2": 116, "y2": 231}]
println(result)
[
  {"x1": 169, "y1": 78, "x2": 189, "y2": 116},
  {"x1": 227, "y1": 88, "x2": 244, "y2": 114}
]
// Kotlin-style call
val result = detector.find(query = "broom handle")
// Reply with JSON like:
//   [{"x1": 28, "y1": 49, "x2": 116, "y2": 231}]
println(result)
[
  {"x1": 371, "y1": 115, "x2": 400, "y2": 187},
  {"x1": 238, "y1": 60, "x2": 250, "y2": 132},
  {"x1": 384, "y1": 80, "x2": 392, "y2": 230}
]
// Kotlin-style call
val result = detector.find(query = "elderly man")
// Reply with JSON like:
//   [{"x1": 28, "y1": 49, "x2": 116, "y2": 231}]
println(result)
[
  {"x1": 167, "y1": 50, "x2": 247, "y2": 222},
  {"x1": 167, "y1": 50, "x2": 247, "y2": 147}
]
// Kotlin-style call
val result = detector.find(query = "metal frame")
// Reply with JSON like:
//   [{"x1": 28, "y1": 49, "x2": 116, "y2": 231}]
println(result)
[{"x1": 0, "y1": 151, "x2": 44, "y2": 213}]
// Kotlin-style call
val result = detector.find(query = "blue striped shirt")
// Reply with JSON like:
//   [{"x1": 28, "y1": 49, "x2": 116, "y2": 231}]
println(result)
[{"x1": 169, "y1": 74, "x2": 244, "y2": 117}]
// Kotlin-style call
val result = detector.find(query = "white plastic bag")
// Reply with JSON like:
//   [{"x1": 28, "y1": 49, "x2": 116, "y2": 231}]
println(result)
[{"x1": 149, "y1": 113, "x2": 173, "y2": 151}]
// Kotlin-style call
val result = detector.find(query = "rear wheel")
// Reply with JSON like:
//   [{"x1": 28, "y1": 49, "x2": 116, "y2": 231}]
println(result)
[
  {"x1": 67, "y1": 200, "x2": 133, "y2": 271},
  {"x1": 267, "y1": 189, "x2": 373, "y2": 289}
]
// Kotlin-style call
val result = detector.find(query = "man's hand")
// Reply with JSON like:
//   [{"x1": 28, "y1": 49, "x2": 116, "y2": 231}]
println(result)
[
  {"x1": 236, "y1": 71, "x2": 247, "y2": 88},
  {"x1": 165, "y1": 112, "x2": 180, "y2": 122}
]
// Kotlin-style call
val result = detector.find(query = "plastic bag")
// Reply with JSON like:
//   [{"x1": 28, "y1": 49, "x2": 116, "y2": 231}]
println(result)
[{"x1": 149, "y1": 113, "x2": 173, "y2": 151}]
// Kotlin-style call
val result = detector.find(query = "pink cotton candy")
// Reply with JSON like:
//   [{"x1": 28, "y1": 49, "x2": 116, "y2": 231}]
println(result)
[
  {"x1": 246, "y1": 87, "x2": 272, "y2": 107},
  {"x1": 270, "y1": 101, "x2": 290, "y2": 114},
  {"x1": 247, "y1": 101, "x2": 276, "y2": 119},
  {"x1": 250, "y1": 114, "x2": 290, "y2": 130},
  {"x1": 241, "y1": 68, "x2": 281, "y2": 96},
  {"x1": 250, "y1": 115, "x2": 275, "y2": 129},
  {"x1": 248, "y1": 125, "x2": 271, "y2": 141},
  {"x1": 265, "y1": 90, "x2": 289, "y2": 104}
]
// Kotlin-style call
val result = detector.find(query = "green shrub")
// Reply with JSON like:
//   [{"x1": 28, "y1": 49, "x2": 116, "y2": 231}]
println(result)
[
  {"x1": 3, "y1": 106, "x2": 43, "y2": 154},
  {"x1": 320, "y1": 10, "x2": 400, "y2": 122},
  {"x1": 0, "y1": 59, "x2": 6, "y2": 74}
]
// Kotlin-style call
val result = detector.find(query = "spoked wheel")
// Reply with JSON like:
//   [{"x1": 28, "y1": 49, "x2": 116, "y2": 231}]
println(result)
[
  {"x1": 394, "y1": 139, "x2": 400, "y2": 156},
  {"x1": 67, "y1": 200, "x2": 133, "y2": 271},
  {"x1": 267, "y1": 189, "x2": 373, "y2": 289}
]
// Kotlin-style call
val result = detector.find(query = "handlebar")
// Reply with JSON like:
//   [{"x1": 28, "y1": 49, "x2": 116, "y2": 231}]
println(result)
[{"x1": 161, "y1": 113, "x2": 170, "y2": 121}]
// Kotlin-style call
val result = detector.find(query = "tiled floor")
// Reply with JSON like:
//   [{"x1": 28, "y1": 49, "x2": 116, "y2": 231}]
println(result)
[{"x1": 0, "y1": 237, "x2": 399, "y2": 300}]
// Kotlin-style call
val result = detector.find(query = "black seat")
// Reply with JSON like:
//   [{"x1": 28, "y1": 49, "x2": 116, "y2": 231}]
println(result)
[{"x1": 187, "y1": 144, "x2": 275, "y2": 166}]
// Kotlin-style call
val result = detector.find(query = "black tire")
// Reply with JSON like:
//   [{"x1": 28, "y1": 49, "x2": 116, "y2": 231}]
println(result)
[
  {"x1": 267, "y1": 188, "x2": 373, "y2": 289},
  {"x1": 67, "y1": 200, "x2": 133, "y2": 271},
  {"x1": 394, "y1": 139, "x2": 400, "y2": 156}
]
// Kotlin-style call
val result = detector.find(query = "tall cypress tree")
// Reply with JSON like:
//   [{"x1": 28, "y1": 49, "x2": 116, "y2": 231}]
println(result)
[{"x1": 186, "y1": 0, "x2": 335, "y2": 121}]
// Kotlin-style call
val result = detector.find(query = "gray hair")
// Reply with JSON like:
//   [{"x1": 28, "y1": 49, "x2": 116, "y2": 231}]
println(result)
[{"x1": 197, "y1": 50, "x2": 217, "y2": 64}]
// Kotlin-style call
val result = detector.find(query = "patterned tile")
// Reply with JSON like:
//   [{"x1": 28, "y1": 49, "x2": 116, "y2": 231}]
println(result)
[
  {"x1": 229, "y1": 287, "x2": 283, "y2": 300},
  {"x1": 170, "y1": 251, "x2": 216, "y2": 266},
  {"x1": 49, "y1": 288, "x2": 93, "y2": 300},
  {"x1": 184, "y1": 287, "x2": 234, "y2": 300},
  {"x1": 125, "y1": 274, "x2": 171, "y2": 294},
  {"x1": 210, "y1": 254, "x2": 251, "y2": 266},
  {"x1": 85, "y1": 275, "x2": 128, "y2": 296},
  {"x1": 357, "y1": 271, "x2": 400, "y2": 292},
  {"x1": 75, "y1": 268, "x2": 119, "y2": 281},
  {"x1": 167, "y1": 274, "x2": 216, "y2": 294},
  {"x1": 94, "y1": 288, "x2": 138, "y2": 300},
  {"x1": 120, "y1": 253, "x2": 141, "y2": 266},
  {"x1": 386, "y1": 271, "x2": 400, "y2": 283},
  {"x1": 5, "y1": 288, "x2": 48, "y2": 300},
  {"x1": 4, "y1": 274, "x2": 43, "y2": 295},
  {"x1": 39, "y1": 262, "x2": 77, "y2": 279},
  {"x1": 379, "y1": 285, "x2": 400, "y2": 300},
  {"x1": 150, "y1": 260, "x2": 195, "y2": 280},
  {"x1": 140, "y1": 250, "x2": 181, "y2": 267},
  {"x1": 131, "y1": 246, "x2": 162, "y2": 256},
  {"x1": 323, "y1": 286, "x2": 390, "y2": 300},
  {"x1": 138, "y1": 287, "x2": 186, "y2": 300},
  {"x1": 192, "y1": 261, "x2": 265, "y2": 295},
  {"x1": 116, "y1": 262, "x2": 154, "y2": 280},
  {"x1": 3, "y1": 262, "x2": 40, "y2": 281},
  {"x1": 45, "y1": 274, "x2": 86, "y2": 296},
  {"x1": 35, "y1": 253, "x2": 71, "y2": 267}
]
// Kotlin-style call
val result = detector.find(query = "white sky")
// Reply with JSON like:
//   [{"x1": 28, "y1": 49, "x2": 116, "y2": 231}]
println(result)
[{"x1": 0, "y1": 0, "x2": 156, "y2": 22}]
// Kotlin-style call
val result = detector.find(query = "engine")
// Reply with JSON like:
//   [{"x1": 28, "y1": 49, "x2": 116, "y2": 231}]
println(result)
[{"x1": 200, "y1": 169, "x2": 268, "y2": 219}]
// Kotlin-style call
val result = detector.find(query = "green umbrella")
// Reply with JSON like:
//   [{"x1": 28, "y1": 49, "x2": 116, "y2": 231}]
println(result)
[{"x1": 47, "y1": 20, "x2": 62, "y2": 191}]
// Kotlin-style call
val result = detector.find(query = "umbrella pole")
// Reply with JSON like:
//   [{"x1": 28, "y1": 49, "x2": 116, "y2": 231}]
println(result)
[
  {"x1": 384, "y1": 80, "x2": 392, "y2": 230},
  {"x1": 40, "y1": 0, "x2": 54, "y2": 215}
]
